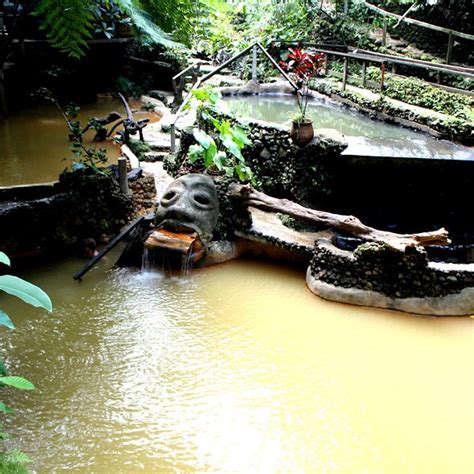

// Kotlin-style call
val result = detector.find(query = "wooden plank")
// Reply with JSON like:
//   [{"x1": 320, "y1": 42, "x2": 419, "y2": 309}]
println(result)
[{"x1": 362, "y1": 1, "x2": 474, "y2": 41}]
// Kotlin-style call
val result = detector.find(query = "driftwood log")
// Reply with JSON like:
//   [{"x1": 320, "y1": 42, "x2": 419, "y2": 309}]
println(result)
[{"x1": 228, "y1": 184, "x2": 451, "y2": 252}]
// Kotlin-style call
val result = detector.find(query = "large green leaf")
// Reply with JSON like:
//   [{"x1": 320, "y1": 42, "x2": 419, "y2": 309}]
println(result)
[
  {"x1": 231, "y1": 126, "x2": 251, "y2": 147},
  {"x1": 193, "y1": 129, "x2": 214, "y2": 149},
  {"x1": 0, "y1": 376, "x2": 35, "y2": 390},
  {"x1": 203, "y1": 140, "x2": 218, "y2": 168},
  {"x1": 0, "y1": 276, "x2": 52, "y2": 312},
  {"x1": 213, "y1": 151, "x2": 227, "y2": 171},
  {"x1": 0, "y1": 310, "x2": 15, "y2": 330},
  {"x1": 221, "y1": 134, "x2": 244, "y2": 160},
  {"x1": 0, "y1": 402, "x2": 14, "y2": 414},
  {"x1": 188, "y1": 144, "x2": 204, "y2": 164},
  {"x1": 0, "y1": 252, "x2": 10, "y2": 266}
]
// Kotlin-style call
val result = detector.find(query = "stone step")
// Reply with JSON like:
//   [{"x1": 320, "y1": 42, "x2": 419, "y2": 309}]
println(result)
[
  {"x1": 142, "y1": 126, "x2": 177, "y2": 151},
  {"x1": 142, "y1": 151, "x2": 170, "y2": 162}
]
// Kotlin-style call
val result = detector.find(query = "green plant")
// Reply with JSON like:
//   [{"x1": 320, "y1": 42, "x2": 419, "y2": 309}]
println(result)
[
  {"x1": 63, "y1": 103, "x2": 110, "y2": 172},
  {"x1": 141, "y1": 101, "x2": 156, "y2": 112},
  {"x1": 0, "y1": 252, "x2": 52, "y2": 473},
  {"x1": 365, "y1": 68, "x2": 474, "y2": 119},
  {"x1": 128, "y1": 138, "x2": 151, "y2": 160},
  {"x1": 93, "y1": 0, "x2": 132, "y2": 39},
  {"x1": 32, "y1": 0, "x2": 187, "y2": 58},
  {"x1": 188, "y1": 122, "x2": 253, "y2": 182},
  {"x1": 280, "y1": 48, "x2": 326, "y2": 123},
  {"x1": 184, "y1": 87, "x2": 254, "y2": 183}
]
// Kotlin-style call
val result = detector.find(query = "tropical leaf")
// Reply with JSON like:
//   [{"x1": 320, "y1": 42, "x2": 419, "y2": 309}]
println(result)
[
  {"x1": 33, "y1": 0, "x2": 184, "y2": 58},
  {"x1": 221, "y1": 134, "x2": 243, "y2": 160},
  {"x1": 193, "y1": 129, "x2": 214, "y2": 149},
  {"x1": 213, "y1": 150, "x2": 227, "y2": 171},
  {"x1": 0, "y1": 276, "x2": 52, "y2": 312},
  {"x1": 0, "y1": 402, "x2": 14, "y2": 414},
  {"x1": 0, "y1": 253, "x2": 10, "y2": 267},
  {"x1": 0, "y1": 377, "x2": 35, "y2": 390},
  {"x1": 188, "y1": 144, "x2": 204, "y2": 163},
  {"x1": 231, "y1": 126, "x2": 251, "y2": 147},
  {"x1": 118, "y1": 0, "x2": 182, "y2": 48},
  {"x1": 203, "y1": 140, "x2": 218, "y2": 168},
  {"x1": 0, "y1": 311, "x2": 15, "y2": 330}
]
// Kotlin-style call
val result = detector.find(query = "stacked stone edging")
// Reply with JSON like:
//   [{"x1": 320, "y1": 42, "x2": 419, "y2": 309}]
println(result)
[{"x1": 307, "y1": 239, "x2": 474, "y2": 315}]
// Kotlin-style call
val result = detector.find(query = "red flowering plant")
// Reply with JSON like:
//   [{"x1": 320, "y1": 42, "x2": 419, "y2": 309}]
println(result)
[{"x1": 280, "y1": 48, "x2": 326, "y2": 123}]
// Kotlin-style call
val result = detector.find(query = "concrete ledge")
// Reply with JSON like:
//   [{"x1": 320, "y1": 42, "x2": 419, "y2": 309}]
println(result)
[
  {"x1": 0, "y1": 181, "x2": 60, "y2": 201},
  {"x1": 306, "y1": 267, "x2": 474, "y2": 316}
]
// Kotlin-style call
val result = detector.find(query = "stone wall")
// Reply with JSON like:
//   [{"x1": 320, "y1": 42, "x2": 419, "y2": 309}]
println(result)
[
  {"x1": 0, "y1": 169, "x2": 154, "y2": 257},
  {"x1": 310, "y1": 240, "x2": 474, "y2": 299},
  {"x1": 243, "y1": 120, "x2": 347, "y2": 207},
  {"x1": 167, "y1": 118, "x2": 347, "y2": 208},
  {"x1": 129, "y1": 173, "x2": 157, "y2": 215}
]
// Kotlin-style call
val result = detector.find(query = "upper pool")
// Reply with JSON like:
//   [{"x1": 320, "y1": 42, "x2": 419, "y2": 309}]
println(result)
[{"x1": 223, "y1": 94, "x2": 474, "y2": 161}]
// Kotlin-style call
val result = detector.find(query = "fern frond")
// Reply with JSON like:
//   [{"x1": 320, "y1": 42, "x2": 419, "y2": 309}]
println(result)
[
  {"x1": 34, "y1": 0, "x2": 95, "y2": 58},
  {"x1": 116, "y1": 0, "x2": 182, "y2": 48}
]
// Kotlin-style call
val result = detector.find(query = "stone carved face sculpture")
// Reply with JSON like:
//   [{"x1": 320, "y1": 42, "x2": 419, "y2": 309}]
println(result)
[{"x1": 155, "y1": 174, "x2": 219, "y2": 243}]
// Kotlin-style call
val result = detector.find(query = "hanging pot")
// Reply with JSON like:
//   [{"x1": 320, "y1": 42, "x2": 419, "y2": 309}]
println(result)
[{"x1": 290, "y1": 120, "x2": 314, "y2": 147}]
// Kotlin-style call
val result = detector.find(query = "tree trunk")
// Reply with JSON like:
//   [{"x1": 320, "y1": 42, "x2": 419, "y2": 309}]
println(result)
[{"x1": 228, "y1": 184, "x2": 451, "y2": 252}]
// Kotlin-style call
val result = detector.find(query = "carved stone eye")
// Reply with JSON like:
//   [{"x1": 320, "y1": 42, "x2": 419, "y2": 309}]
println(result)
[
  {"x1": 193, "y1": 193, "x2": 210, "y2": 206},
  {"x1": 163, "y1": 190, "x2": 176, "y2": 201}
]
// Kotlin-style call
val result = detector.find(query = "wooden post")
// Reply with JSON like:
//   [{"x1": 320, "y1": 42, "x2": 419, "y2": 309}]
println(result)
[
  {"x1": 382, "y1": 19, "x2": 387, "y2": 46},
  {"x1": 252, "y1": 44, "x2": 257, "y2": 82},
  {"x1": 380, "y1": 62, "x2": 385, "y2": 92},
  {"x1": 361, "y1": 60, "x2": 367, "y2": 87},
  {"x1": 191, "y1": 64, "x2": 200, "y2": 87},
  {"x1": 342, "y1": 57, "x2": 349, "y2": 91},
  {"x1": 118, "y1": 157, "x2": 129, "y2": 194},
  {"x1": 344, "y1": 0, "x2": 349, "y2": 15},
  {"x1": 391, "y1": 62, "x2": 396, "y2": 74},
  {"x1": 170, "y1": 124, "x2": 176, "y2": 153},
  {"x1": 446, "y1": 31, "x2": 453, "y2": 64}
]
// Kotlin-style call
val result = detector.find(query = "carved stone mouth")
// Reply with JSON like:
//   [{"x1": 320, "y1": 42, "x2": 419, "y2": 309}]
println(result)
[{"x1": 158, "y1": 220, "x2": 197, "y2": 234}]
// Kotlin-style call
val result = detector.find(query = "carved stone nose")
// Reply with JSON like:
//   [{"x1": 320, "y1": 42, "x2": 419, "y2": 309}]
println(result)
[{"x1": 165, "y1": 197, "x2": 194, "y2": 222}]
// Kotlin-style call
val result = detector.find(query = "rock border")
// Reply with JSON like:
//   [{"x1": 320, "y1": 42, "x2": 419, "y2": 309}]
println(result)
[{"x1": 306, "y1": 268, "x2": 474, "y2": 316}]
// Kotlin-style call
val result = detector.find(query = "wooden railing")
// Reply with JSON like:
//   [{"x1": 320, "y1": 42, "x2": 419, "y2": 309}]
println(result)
[
  {"x1": 170, "y1": 42, "x2": 300, "y2": 152},
  {"x1": 362, "y1": 1, "x2": 474, "y2": 64},
  {"x1": 269, "y1": 41, "x2": 474, "y2": 94}
]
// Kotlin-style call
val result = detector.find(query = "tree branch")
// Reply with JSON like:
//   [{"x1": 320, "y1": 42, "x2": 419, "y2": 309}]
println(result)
[{"x1": 228, "y1": 183, "x2": 451, "y2": 252}]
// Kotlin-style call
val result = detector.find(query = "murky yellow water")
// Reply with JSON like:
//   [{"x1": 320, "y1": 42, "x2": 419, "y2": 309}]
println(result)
[
  {"x1": 1, "y1": 256, "x2": 473, "y2": 473},
  {"x1": 0, "y1": 99, "x2": 154, "y2": 187}
]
